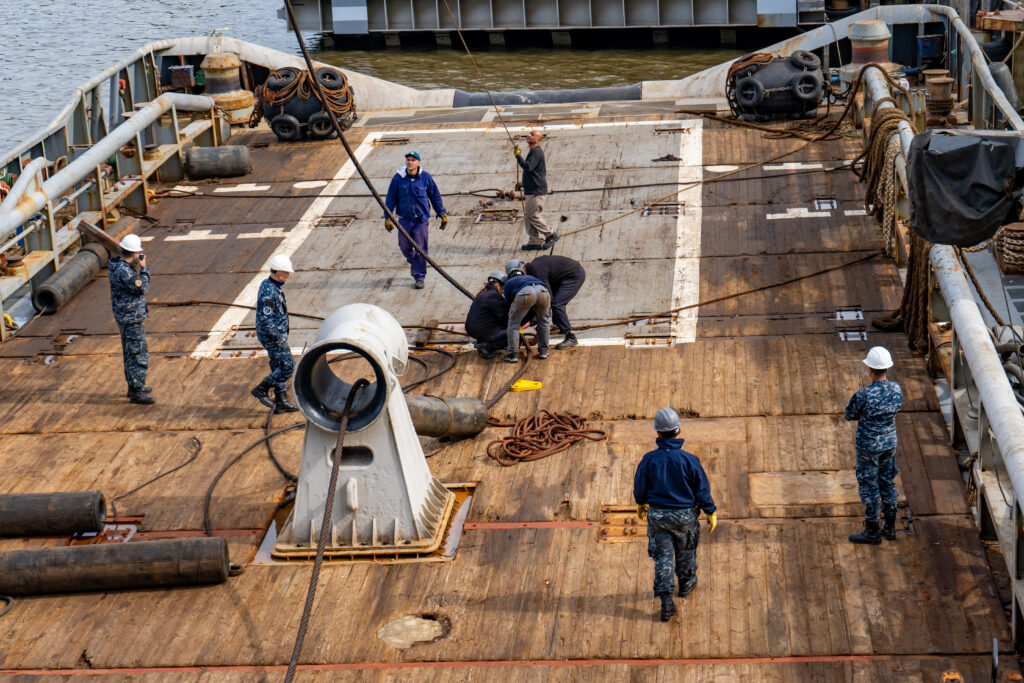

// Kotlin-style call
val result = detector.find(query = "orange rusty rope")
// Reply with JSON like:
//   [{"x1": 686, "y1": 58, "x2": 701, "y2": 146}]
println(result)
[{"x1": 486, "y1": 410, "x2": 607, "y2": 466}]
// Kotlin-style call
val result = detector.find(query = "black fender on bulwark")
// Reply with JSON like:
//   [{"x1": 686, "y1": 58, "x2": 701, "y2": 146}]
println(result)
[{"x1": 270, "y1": 114, "x2": 303, "y2": 142}]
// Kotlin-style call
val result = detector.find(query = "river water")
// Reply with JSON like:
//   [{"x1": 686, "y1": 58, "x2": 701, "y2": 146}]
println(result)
[{"x1": 0, "y1": 0, "x2": 740, "y2": 153}]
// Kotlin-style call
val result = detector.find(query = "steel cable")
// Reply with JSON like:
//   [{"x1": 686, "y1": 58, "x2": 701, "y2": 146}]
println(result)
[
  {"x1": 108, "y1": 436, "x2": 202, "y2": 522},
  {"x1": 281, "y1": 0, "x2": 474, "y2": 300},
  {"x1": 283, "y1": 379, "x2": 368, "y2": 683}
]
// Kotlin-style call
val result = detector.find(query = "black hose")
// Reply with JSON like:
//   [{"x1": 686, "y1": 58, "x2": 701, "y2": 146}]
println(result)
[
  {"x1": 264, "y1": 410, "x2": 299, "y2": 483},
  {"x1": 0, "y1": 595, "x2": 12, "y2": 618}
]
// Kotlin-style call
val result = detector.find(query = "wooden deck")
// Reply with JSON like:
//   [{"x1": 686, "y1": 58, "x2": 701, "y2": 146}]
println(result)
[{"x1": 0, "y1": 105, "x2": 1019, "y2": 680}]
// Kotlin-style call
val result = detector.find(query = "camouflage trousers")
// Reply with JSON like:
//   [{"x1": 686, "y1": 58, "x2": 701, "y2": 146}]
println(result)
[
  {"x1": 260, "y1": 338, "x2": 294, "y2": 394},
  {"x1": 855, "y1": 447, "x2": 898, "y2": 521},
  {"x1": 646, "y1": 506, "x2": 700, "y2": 597},
  {"x1": 117, "y1": 321, "x2": 149, "y2": 391}
]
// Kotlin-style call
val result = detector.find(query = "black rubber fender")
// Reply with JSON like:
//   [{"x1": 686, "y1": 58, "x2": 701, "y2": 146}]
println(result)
[
  {"x1": 307, "y1": 112, "x2": 335, "y2": 139},
  {"x1": 270, "y1": 114, "x2": 303, "y2": 142},
  {"x1": 266, "y1": 67, "x2": 298, "y2": 91},
  {"x1": 734, "y1": 77, "x2": 765, "y2": 108},
  {"x1": 790, "y1": 72, "x2": 823, "y2": 102},
  {"x1": 789, "y1": 50, "x2": 821, "y2": 71},
  {"x1": 989, "y1": 61, "x2": 1022, "y2": 112},
  {"x1": 314, "y1": 66, "x2": 346, "y2": 91}
]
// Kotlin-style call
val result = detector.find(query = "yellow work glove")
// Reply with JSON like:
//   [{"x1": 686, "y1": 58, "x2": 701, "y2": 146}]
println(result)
[
  {"x1": 439, "y1": 213, "x2": 449, "y2": 230},
  {"x1": 384, "y1": 218, "x2": 395, "y2": 232},
  {"x1": 515, "y1": 181, "x2": 523, "y2": 191},
  {"x1": 636, "y1": 504, "x2": 649, "y2": 521},
  {"x1": 514, "y1": 144, "x2": 521, "y2": 157},
  {"x1": 707, "y1": 511, "x2": 718, "y2": 534}
]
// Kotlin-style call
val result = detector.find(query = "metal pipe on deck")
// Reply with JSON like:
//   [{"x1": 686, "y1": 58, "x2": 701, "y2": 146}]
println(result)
[
  {"x1": 0, "y1": 491, "x2": 106, "y2": 537},
  {"x1": 930, "y1": 247, "x2": 1024, "y2": 498},
  {"x1": 0, "y1": 92, "x2": 215, "y2": 244}
]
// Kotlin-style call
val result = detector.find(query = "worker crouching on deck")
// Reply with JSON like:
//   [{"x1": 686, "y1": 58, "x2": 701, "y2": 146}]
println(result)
[
  {"x1": 634, "y1": 407, "x2": 717, "y2": 622},
  {"x1": 845, "y1": 346, "x2": 903, "y2": 545},
  {"x1": 251, "y1": 254, "x2": 299, "y2": 414},
  {"x1": 109, "y1": 234, "x2": 153, "y2": 405},
  {"x1": 466, "y1": 270, "x2": 510, "y2": 359},
  {"x1": 525, "y1": 254, "x2": 585, "y2": 350},
  {"x1": 384, "y1": 151, "x2": 448, "y2": 289},
  {"x1": 502, "y1": 260, "x2": 551, "y2": 363}
]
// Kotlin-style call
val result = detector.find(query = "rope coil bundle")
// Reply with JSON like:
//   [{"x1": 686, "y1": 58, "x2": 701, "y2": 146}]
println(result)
[
  {"x1": 251, "y1": 66, "x2": 356, "y2": 139},
  {"x1": 997, "y1": 223, "x2": 1024, "y2": 269},
  {"x1": 486, "y1": 411, "x2": 607, "y2": 466}
]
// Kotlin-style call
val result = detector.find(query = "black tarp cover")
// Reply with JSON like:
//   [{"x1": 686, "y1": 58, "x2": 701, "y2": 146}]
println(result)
[{"x1": 907, "y1": 130, "x2": 1022, "y2": 247}]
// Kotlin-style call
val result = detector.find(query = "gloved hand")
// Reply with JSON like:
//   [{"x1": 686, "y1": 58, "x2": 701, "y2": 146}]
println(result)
[
  {"x1": 514, "y1": 144, "x2": 521, "y2": 157},
  {"x1": 515, "y1": 181, "x2": 523, "y2": 191},
  {"x1": 637, "y1": 504, "x2": 649, "y2": 521},
  {"x1": 439, "y1": 213, "x2": 449, "y2": 230},
  {"x1": 707, "y1": 511, "x2": 717, "y2": 534},
  {"x1": 384, "y1": 218, "x2": 395, "y2": 232}
]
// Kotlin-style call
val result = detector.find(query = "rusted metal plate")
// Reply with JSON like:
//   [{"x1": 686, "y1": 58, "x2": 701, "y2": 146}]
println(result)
[
  {"x1": 977, "y1": 10, "x2": 1024, "y2": 32},
  {"x1": 598, "y1": 504, "x2": 646, "y2": 542}
]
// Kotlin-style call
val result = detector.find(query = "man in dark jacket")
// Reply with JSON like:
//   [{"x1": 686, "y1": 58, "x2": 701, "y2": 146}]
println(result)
[
  {"x1": 465, "y1": 270, "x2": 509, "y2": 359},
  {"x1": 514, "y1": 130, "x2": 556, "y2": 251},
  {"x1": 525, "y1": 254, "x2": 586, "y2": 349},
  {"x1": 108, "y1": 234, "x2": 153, "y2": 405},
  {"x1": 502, "y1": 260, "x2": 551, "y2": 363},
  {"x1": 384, "y1": 151, "x2": 448, "y2": 289},
  {"x1": 251, "y1": 254, "x2": 299, "y2": 414},
  {"x1": 634, "y1": 407, "x2": 717, "y2": 622}
]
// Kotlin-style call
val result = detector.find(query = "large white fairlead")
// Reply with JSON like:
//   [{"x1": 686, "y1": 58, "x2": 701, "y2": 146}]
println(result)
[{"x1": 273, "y1": 304, "x2": 454, "y2": 556}]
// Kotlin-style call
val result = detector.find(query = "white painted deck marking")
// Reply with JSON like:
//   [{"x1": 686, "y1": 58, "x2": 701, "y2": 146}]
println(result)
[
  {"x1": 705, "y1": 165, "x2": 739, "y2": 173},
  {"x1": 165, "y1": 229, "x2": 228, "y2": 242},
  {"x1": 671, "y1": 119, "x2": 703, "y2": 344},
  {"x1": 766, "y1": 207, "x2": 831, "y2": 220},
  {"x1": 294, "y1": 180, "x2": 328, "y2": 189},
  {"x1": 192, "y1": 132, "x2": 381, "y2": 358},
  {"x1": 764, "y1": 162, "x2": 824, "y2": 171},
  {"x1": 238, "y1": 227, "x2": 290, "y2": 239},
  {"x1": 845, "y1": 209, "x2": 868, "y2": 216},
  {"x1": 140, "y1": 236, "x2": 156, "y2": 242},
  {"x1": 173, "y1": 185, "x2": 198, "y2": 192},
  {"x1": 213, "y1": 183, "x2": 271, "y2": 194}
]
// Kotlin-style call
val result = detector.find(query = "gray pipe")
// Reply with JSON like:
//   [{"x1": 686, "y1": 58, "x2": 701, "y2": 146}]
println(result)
[
  {"x1": 0, "y1": 491, "x2": 105, "y2": 537},
  {"x1": 406, "y1": 395, "x2": 489, "y2": 437},
  {"x1": 0, "y1": 92, "x2": 215, "y2": 242},
  {"x1": 0, "y1": 537, "x2": 229, "y2": 596},
  {"x1": 32, "y1": 242, "x2": 109, "y2": 314}
]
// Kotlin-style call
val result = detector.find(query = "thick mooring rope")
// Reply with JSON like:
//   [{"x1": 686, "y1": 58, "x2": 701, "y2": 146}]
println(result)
[{"x1": 486, "y1": 410, "x2": 608, "y2": 466}]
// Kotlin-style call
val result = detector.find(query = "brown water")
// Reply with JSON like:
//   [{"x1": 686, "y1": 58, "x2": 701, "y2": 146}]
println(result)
[{"x1": 315, "y1": 46, "x2": 743, "y2": 92}]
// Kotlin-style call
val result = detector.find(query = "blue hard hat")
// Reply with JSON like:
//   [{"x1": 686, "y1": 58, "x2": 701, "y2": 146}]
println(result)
[{"x1": 405, "y1": 151, "x2": 421, "y2": 161}]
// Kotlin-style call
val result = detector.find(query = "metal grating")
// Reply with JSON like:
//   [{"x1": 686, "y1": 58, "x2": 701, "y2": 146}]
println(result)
[
  {"x1": 475, "y1": 209, "x2": 519, "y2": 223},
  {"x1": 373, "y1": 136, "x2": 410, "y2": 146},
  {"x1": 838, "y1": 329, "x2": 868, "y2": 341},
  {"x1": 315, "y1": 215, "x2": 355, "y2": 229},
  {"x1": 642, "y1": 203, "x2": 684, "y2": 217},
  {"x1": 813, "y1": 196, "x2": 837, "y2": 211}
]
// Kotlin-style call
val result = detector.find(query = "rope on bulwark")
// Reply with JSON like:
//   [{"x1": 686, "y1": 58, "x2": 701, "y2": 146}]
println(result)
[
  {"x1": 486, "y1": 410, "x2": 608, "y2": 467},
  {"x1": 283, "y1": 379, "x2": 368, "y2": 683}
]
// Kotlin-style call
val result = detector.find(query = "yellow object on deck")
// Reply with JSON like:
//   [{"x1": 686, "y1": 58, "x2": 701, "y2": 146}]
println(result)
[{"x1": 510, "y1": 379, "x2": 542, "y2": 392}]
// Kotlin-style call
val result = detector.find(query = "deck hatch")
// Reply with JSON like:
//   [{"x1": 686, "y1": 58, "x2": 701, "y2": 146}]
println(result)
[
  {"x1": 832, "y1": 306, "x2": 864, "y2": 321},
  {"x1": 838, "y1": 329, "x2": 868, "y2": 341},
  {"x1": 475, "y1": 209, "x2": 519, "y2": 223},
  {"x1": 315, "y1": 215, "x2": 355, "y2": 229},
  {"x1": 373, "y1": 136, "x2": 410, "y2": 146},
  {"x1": 813, "y1": 196, "x2": 837, "y2": 211}
]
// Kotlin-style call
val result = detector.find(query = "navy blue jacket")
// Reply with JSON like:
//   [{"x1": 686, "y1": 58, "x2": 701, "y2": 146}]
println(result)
[
  {"x1": 385, "y1": 167, "x2": 446, "y2": 223},
  {"x1": 465, "y1": 285, "x2": 509, "y2": 339},
  {"x1": 108, "y1": 257, "x2": 149, "y2": 324},
  {"x1": 255, "y1": 277, "x2": 288, "y2": 343},
  {"x1": 503, "y1": 274, "x2": 547, "y2": 307},
  {"x1": 633, "y1": 437, "x2": 716, "y2": 512}
]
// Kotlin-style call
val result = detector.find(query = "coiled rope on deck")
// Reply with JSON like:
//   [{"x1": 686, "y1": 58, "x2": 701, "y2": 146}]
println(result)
[{"x1": 486, "y1": 410, "x2": 608, "y2": 467}]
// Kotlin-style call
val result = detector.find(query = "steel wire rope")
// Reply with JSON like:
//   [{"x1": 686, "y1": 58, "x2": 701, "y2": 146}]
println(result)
[
  {"x1": 283, "y1": 379, "x2": 368, "y2": 683},
  {"x1": 0, "y1": 595, "x2": 12, "y2": 618},
  {"x1": 281, "y1": 0, "x2": 474, "y2": 300}
]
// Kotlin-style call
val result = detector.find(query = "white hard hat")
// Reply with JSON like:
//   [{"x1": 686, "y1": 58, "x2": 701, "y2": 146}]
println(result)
[
  {"x1": 268, "y1": 254, "x2": 294, "y2": 273},
  {"x1": 863, "y1": 346, "x2": 893, "y2": 370},
  {"x1": 119, "y1": 234, "x2": 143, "y2": 252}
]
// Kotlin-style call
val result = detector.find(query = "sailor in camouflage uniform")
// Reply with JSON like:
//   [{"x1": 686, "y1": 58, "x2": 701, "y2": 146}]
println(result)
[
  {"x1": 108, "y1": 234, "x2": 154, "y2": 405},
  {"x1": 633, "y1": 407, "x2": 718, "y2": 622},
  {"x1": 845, "y1": 346, "x2": 903, "y2": 545},
  {"x1": 251, "y1": 254, "x2": 299, "y2": 414}
]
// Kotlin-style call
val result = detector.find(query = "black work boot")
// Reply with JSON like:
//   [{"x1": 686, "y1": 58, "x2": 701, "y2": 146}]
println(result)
[
  {"x1": 125, "y1": 385, "x2": 152, "y2": 398},
  {"x1": 882, "y1": 513, "x2": 896, "y2": 541},
  {"x1": 849, "y1": 519, "x2": 882, "y2": 545},
  {"x1": 556, "y1": 332, "x2": 578, "y2": 350},
  {"x1": 678, "y1": 576, "x2": 698, "y2": 598},
  {"x1": 474, "y1": 343, "x2": 496, "y2": 360},
  {"x1": 503, "y1": 351, "x2": 519, "y2": 363},
  {"x1": 658, "y1": 592, "x2": 677, "y2": 622},
  {"x1": 274, "y1": 389, "x2": 299, "y2": 414},
  {"x1": 251, "y1": 381, "x2": 274, "y2": 410},
  {"x1": 128, "y1": 388, "x2": 155, "y2": 405}
]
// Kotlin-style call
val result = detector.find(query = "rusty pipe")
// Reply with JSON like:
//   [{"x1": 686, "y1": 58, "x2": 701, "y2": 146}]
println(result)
[{"x1": 0, "y1": 92, "x2": 215, "y2": 244}]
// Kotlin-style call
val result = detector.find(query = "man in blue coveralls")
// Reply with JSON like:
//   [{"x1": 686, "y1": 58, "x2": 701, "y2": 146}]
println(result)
[
  {"x1": 634, "y1": 407, "x2": 717, "y2": 622},
  {"x1": 251, "y1": 254, "x2": 299, "y2": 414},
  {"x1": 845, "y1": 346, "x2": 903, "y2": 545},
  {"x1": 384, "y1": 151, "x2": 448, "y2": 289},
  {"x1": 108, "y1": 233, "x2": 154, "y2": 405}
]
